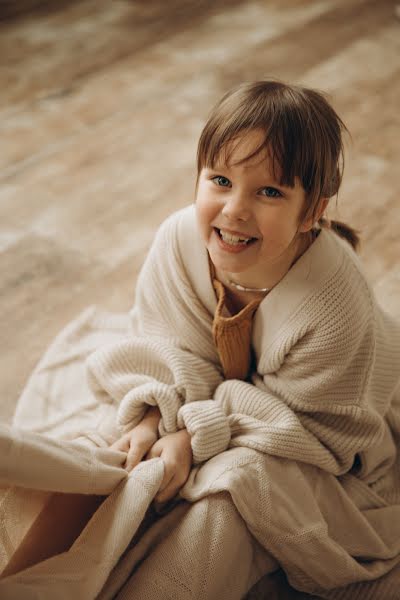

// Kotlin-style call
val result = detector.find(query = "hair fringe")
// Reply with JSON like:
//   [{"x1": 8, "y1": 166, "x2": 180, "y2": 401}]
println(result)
[{"x1": 319, "y1": 218, "x2": 361, "y2": 251}]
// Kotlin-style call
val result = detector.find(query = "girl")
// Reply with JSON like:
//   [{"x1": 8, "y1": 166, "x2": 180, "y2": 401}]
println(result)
[{"x1": 2, "y1": 80, "x2": 400, "y2": 599}]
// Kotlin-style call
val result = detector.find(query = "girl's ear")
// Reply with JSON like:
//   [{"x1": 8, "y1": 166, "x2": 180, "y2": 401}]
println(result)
[{"x1": 299, "y1": 198, "x2": 329, "y2": 232}]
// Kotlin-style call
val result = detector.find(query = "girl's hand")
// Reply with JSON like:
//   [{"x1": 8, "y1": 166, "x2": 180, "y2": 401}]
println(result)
[
  {"x1": 146, "y1": 429, "x2": 193, "y2": 504},
  {"x1": 110, "y1": 405, "x2": 161, "y2": 471}
]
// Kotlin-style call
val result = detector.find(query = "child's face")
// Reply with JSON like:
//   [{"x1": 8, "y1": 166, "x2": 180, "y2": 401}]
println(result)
[{"x1": 195, "y1": 129, "x2": 310, "y2": 283}]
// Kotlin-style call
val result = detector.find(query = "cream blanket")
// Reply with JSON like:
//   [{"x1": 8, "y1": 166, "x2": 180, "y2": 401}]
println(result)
[
  {"x1": 0, "y1": 307, "x2": 278, "y2": 600},
  {"x1": 1, "y1": 205, "x2": 400, "y2": 599},
  {"x1": 0, "y1": 309, "x2": 165, "y2": 599}
]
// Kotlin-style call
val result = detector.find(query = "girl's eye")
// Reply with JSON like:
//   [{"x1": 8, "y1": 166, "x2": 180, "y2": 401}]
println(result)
[
  {"x1": 211, "y1": 175, "x2": 231, "y2": 187},
  {"x1": 260, "y1": 187, "x2": 282, "y2": 198}
]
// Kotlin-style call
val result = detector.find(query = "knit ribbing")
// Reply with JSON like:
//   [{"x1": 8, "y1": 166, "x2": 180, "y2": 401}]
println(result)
[
  {"x1": 177, "y1": 401, "x2": 231, "y2": 464},
  {"x1": 86, "y1": 336, "x2": 223, "y2": 434}
]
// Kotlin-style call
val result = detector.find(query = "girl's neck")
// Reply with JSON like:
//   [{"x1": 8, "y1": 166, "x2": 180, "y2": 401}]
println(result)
[{"x1": 223, "y1": 286, "x2": 265, "y2": 315}]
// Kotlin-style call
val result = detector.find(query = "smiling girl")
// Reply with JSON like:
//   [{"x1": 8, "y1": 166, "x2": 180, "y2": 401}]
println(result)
[{"x1": 3, "y1": 80, "x2": 400, "y2": 599}]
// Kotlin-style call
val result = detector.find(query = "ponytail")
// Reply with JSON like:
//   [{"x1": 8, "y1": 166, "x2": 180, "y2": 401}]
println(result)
[{"x1": 318, "y1": 217, "x2": 360, "y2": 252}]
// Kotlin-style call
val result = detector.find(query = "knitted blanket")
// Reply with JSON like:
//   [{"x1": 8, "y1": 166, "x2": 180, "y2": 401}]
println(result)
[
  {"x1": 0, "y1": 307, "x2": 281, "y2": 600},
  {"x1": 1, "y1": 205, "x2": 400, "y2": 599}
]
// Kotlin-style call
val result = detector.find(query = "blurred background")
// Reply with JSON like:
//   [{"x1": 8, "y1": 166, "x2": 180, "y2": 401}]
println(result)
[{"x1": 1, "y1": 0, "x2": 399, "y2": 422}]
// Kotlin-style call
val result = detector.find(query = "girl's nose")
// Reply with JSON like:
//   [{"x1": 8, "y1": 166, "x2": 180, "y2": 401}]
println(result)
[{"x1": 221, "y1": 193, "x2": 251, "y2": 221}]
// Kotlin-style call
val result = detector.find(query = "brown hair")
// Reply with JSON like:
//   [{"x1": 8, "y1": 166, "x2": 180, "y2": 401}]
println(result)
[{"x1": 196, "y1": 80, "x2": 360, "y2": 250}]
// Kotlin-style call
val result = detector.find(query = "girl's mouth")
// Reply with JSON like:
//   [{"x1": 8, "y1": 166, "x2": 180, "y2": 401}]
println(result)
[
  {"x1": 214, "y1": 227, "x2": 257, "y2": 246},
  {"x1": 214, "y1": 227, "x2": 258, "y2": 252}
]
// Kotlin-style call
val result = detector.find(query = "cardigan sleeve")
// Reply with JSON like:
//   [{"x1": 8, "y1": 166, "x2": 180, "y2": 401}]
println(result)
[
  {"x1": 86, "y1": 337, "x2": 222, "y2": 435},
  {"x1": 86, "y1": 211, "x2": 223, "y2": 435},
  {"x1": 178, "y1": 286, "x2": 400, "y2": 473}
]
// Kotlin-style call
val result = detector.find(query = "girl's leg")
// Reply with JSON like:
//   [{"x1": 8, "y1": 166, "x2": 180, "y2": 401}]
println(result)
[
  {"x1": 115, "y1": 492, "x2": 277, "y2": 600},
  {"x1": 1, "y1": 492, "x2": 104, "y2": 578}
]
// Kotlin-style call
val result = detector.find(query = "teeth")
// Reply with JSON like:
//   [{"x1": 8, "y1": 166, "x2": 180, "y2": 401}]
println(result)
[{"x1": 219, "y1": 229, "x2": 252, "y2": 245}]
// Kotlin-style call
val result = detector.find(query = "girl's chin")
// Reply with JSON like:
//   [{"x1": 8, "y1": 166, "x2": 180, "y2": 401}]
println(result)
[{"x1": 208, "y1": 248, "x2": 254, "y2": 274}]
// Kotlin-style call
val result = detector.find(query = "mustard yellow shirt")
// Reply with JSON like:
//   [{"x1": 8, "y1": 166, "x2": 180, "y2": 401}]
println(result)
[{"x1": 209, "y1": 258, "x2": 262, "y2": 381}]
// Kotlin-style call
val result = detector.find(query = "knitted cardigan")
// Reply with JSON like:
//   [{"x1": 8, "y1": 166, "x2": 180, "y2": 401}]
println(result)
[
  {"x1": 85, "y1": 204, "x2": 400, "y2": 597},
  {"x1": 87, "y1": 204, "x2": 399, "y2": 476}
]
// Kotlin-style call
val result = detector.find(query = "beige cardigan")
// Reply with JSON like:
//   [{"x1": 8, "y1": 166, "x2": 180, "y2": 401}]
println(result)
[{"x1": 88, "y1": 205, "x2": 399, "y2": 479}]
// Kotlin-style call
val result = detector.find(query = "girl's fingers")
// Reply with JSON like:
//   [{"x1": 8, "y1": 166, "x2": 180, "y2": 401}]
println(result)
[
  {"x1": 125, "y1": 436, "x2": 160, "y2": 471},
  {"x1": 155, "y1": 476, "x2": 179, "y2": 503},
  {"x1": 110, "y1": 436, "x2": 129, "y2": 452},
  {"x1": 125, "y1": 446, "x2": 146, "y2": 472}
]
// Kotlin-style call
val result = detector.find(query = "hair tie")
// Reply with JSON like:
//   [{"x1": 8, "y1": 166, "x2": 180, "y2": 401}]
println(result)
[{"x1": 319, "y1": 216, "x2": 331, "y2": 229}]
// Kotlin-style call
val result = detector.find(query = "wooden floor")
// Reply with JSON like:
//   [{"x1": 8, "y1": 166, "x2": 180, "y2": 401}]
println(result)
[{"x1": 1, "y1": 0, "x2": 400, "y2": 422}]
